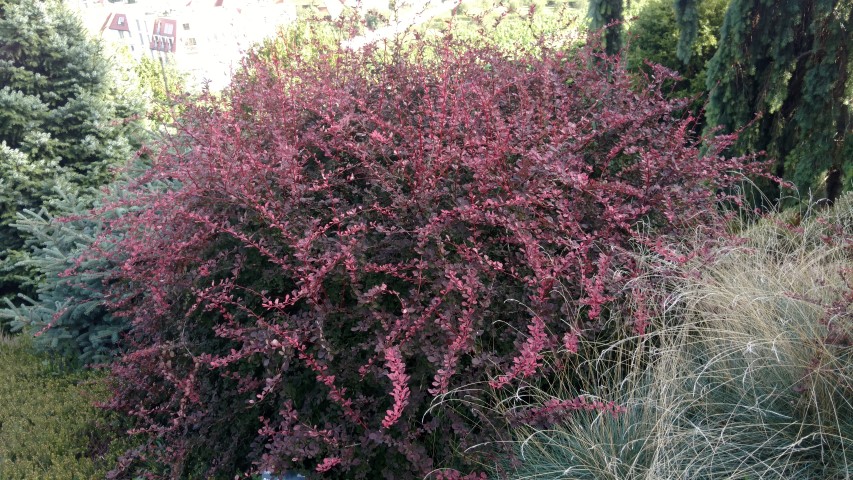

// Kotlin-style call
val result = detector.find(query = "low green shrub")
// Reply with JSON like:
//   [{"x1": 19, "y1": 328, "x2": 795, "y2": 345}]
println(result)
[{"x1": 0, "y1": 337, "x2": 120, "y2": 479}]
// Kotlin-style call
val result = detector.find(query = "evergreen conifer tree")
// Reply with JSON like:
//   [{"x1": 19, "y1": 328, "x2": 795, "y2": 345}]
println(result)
[
  {"x1": 588, "y1": 0, "x2": 625, "y2": 54},
  {"x1": 0, "y1": 182, "x2": 123, "y2": 365},
  {"x1": 673, "y1": 0, "x2": 700, "y2": 62},
  {"x1": 0, "y1": 0, "x2": 143, "y2": 298},
  {"x1": 705, "y1": 0, "x2": 852, "y2": 203}
]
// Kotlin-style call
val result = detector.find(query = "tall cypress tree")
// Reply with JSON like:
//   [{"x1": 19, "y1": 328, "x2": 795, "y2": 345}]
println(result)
[
  {"x1": 0, "y1": 0, "x2": 143, "y2": 298},
  {"x1": 673, "y1": 0, "x2": 700, "y2": 63},
  {"x1": 588, "y1": 0, "x2": 625, "y2": 55},
  {"x1": 705, "y1": 0, "x2": 852, "y2": 203}
]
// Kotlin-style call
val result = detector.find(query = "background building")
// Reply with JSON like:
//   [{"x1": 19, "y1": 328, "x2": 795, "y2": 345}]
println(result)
[{"x1": 73, "y1": 0, "x2": 298, "y2": 90}]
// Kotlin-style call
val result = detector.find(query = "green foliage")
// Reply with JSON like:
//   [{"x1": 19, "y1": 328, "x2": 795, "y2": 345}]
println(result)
[
  {"x1": 588, "y1": 0, "x2": 623, "y2": 54},
  {"x1": 0, "y1": 0, "x2": 144, "y2": 298},
  {"x1": 0, "y1": 182, "x2": 125, "y2": 365},
  {"x1": 705, "y1": 0, "x2": 852, "y2": 203},
  {"x1": 474, "y1": 3, "x2": 585, "y2": 51},
  {"x1": 0, "y1": 336, "x2": 121, "y2": 479},
  {"x1": 252, "y1": 17, "x2": 344, "y2": 75},
  {"x1": 133, "y1": 54, "x2": 187, "y2": 122},
  {"x1": 627, "y1": 0, "x2": 728, "y2": 103},
  {"x1": 0, "y1": 143, "x2": 57, "y2": 289},
  {"x1": 364, "y1": 9, "x2": 386, "y2": 31},
  {"x1": 414, "y1": 0, "x2": 589, "y2": 51},
  {"x1": 410, "y1": 1, "x2": 587, "y2": 61},
  {"x1": 673, "y1": 0, "x2": 699, "y2": 62}
]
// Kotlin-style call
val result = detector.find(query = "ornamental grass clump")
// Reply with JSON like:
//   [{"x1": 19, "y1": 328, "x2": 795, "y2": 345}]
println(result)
[
  {"x1": 500, "y1": 194, "x2": 853, "y2": 479},
  {"x1": 81, "y1": 18, "x2": 765, "y2": 479}
]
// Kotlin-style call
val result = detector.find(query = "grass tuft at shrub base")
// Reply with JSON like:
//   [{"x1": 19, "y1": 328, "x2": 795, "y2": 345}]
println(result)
[{"x1": 496, "y1": 194, "x2": 853, "y2": 479}]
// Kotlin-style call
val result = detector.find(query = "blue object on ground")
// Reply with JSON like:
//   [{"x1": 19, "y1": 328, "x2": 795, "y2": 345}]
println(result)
[{"x1": 260, "y1": 472, "x2": 306, "y2": 480}]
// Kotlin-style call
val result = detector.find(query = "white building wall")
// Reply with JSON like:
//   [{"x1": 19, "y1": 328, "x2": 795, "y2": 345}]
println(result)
[{"x1": 74, "y1": 1, "x2": 297, "y2": 90}]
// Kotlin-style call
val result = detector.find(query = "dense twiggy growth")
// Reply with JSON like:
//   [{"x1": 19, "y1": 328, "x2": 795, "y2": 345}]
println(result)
[{"x1": 86, "y1": 23, "x2": 765, "y2": 478}]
